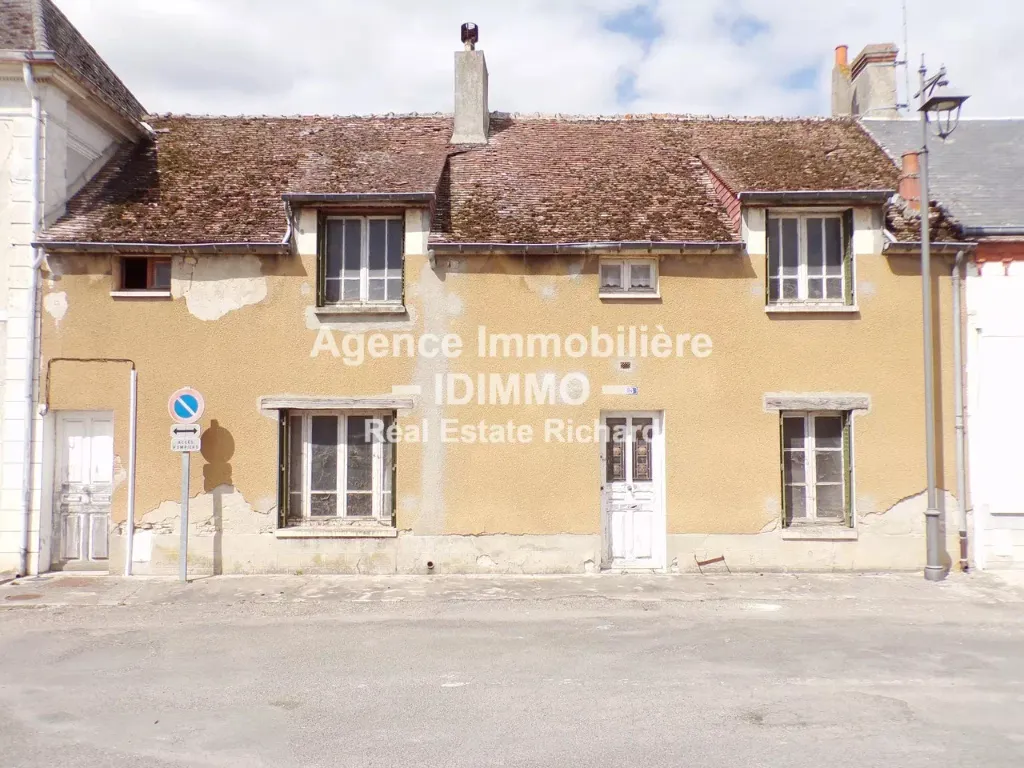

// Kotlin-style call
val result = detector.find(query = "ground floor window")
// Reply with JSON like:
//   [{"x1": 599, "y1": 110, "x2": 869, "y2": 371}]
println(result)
[
  {"x1": 279, "y1": 411, "x2": 395, "y2": 526},
  {"x1": 781, "y1": 411, "x2": 852, "y2": 527}
]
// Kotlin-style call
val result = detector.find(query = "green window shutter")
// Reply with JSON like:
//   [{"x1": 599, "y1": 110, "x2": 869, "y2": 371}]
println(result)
[
  {"x1": 764, "y1": 211, "x2": 772, "y2": 305},
  {"x1": 842, "y1": 208, "x2": 855, "y2": 306},
  {"x1": 277, "y1": 411, "x2": 289, "y2": 529},
  {"x1": 779, "y1": 414, "x2": 788, "y2": 528},
  {"x1": 842, "y1": 412, "x2": 853, "y2": 528},
  {"x1": 316, "y1": 212, "x2": 326, "y2": 307}
]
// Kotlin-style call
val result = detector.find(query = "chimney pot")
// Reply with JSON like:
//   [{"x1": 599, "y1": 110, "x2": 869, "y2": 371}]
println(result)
[
  {"x1": 835, "y1": 45, "x2": 849, "y2": 69},
  {"x1": 900, "y1": 151, "x2": 921, "y2": 211}
]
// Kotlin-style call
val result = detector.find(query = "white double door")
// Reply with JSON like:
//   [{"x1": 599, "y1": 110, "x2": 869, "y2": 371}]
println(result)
[
  {"x1": 601, "y1": 413, "x2": 665, "y2": 570},
  {"x1": 52, "y1": 412, "x2": 114, "y2": 569}
]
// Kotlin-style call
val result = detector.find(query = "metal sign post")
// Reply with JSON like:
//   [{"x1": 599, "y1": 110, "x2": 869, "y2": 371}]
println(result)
[{"x1": 168, "y1": 388, "x2": 205, "y2": 583}]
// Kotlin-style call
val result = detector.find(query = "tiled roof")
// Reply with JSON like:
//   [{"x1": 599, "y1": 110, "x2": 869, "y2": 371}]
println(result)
[
  {"x1": 0, "y1": 0, "x2": 144, "y2": 123},
  {"x1": 43, "y1": 114, "x2": 905, "y2": 247},
  {"x1": 885, "y1": 198, "x2": 963, "y2": 243},
  {"x1": 43, "y1": 115, "x2": 453, "y2": 244}
]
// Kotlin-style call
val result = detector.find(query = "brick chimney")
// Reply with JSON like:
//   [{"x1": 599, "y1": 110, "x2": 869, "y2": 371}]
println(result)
[
  {"x1": 899, "y1": 151, "x2": 921, "y2": 211},
  {"x1": 831, "y1": 43, "x2": 899, "y2": 118},
  {"x1": 451, "y1": 22, "x2": 489, "y2": 145}
]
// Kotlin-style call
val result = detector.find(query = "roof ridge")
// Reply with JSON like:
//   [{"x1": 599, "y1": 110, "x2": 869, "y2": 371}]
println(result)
[
  {"x1": 29, "y1": 0, "x2": 47, "y2": 49},
  {"x1": 146, "y1": 112, "x2": 452, "y2": 120}
]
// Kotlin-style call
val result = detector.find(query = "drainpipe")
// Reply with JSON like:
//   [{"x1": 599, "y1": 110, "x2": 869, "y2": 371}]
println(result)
[
  {"x1": 124, "y1": 368, "x2": 138, "y2": 575},
  {"x1": 952, "y1": 250, "x2": 969, "y2": 570},
  {"x1": 19, "y1": 63, "x2": 45, "y2": 577}
]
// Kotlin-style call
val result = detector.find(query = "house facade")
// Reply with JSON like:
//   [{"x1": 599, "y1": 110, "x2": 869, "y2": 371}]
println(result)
[
  {"x1": 865, "y1": 117, "x2": 1024, "y2": 570},
  {"x1": 23, "y1": 29, "x2": 966, "y2": 576},
  {"x1": 0, "y1": 0, "x2": 145, "y2": 575}
]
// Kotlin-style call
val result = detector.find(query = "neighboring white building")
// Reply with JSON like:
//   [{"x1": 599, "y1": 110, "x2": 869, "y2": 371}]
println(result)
[{"x1": 0, "y1": 0, "x2": 145, "y2": 575}]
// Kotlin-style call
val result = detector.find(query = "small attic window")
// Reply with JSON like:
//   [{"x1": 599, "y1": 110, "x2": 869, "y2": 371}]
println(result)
[{"x1": 120, "y1": 257, "x2": 171, "y2": 291}]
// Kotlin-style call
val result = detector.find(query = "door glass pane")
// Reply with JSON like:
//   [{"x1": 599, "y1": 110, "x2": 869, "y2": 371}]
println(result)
[
  {"x1": 605, "y1": 418, "x2": 627, "y2": 482},
  {"x1": 343, "y1": 219, "x2": 362, "y2": 277},
  {"x1": 310, "y1": 416, "x2": 338, "y2": 492},
  {"x1": 629, "y1": 263, "x2": 653, "y2": 290},
  {"x1": 326, "y1": 221, "x2": 345, "y2": 278},
  {"x1": 386, "y1": 219, "x2": 404, "y2": 271},
  {"x1": 600, "y1": 263, "x2": 623, "y2": 290},
  {"x1": 632, "y1": 418, "x2": 654, "y2": 482},
  {"x1": 369, "y1": 220, "x2": 387, "y2": 276},
  {"x1": 814, "y1": 416, "x2": 843, "y2": 449},
  {"x1": 346, "y1": 416, "x2": 372, "y2": 493},
  {"x1": 806, "y1": 218, "x2": 823, "y2": 271},
  {"x1": 781, "y1": 219, "x2": 799, "y2": 273},
  {"x1": 825, "y1": 218, "x2": 843, "y2": 275}
]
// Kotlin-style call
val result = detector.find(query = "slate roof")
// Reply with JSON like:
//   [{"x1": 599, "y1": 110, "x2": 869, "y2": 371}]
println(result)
[
  {"x1": 0, "y1": 0, "x2": 145, "y2": 124},
  {"x1": 43, "y1": 113, "x2": 908, "y2": 247},
  {"x1": 864, "y1": 118, "x2": 1024, "y2": 230}
]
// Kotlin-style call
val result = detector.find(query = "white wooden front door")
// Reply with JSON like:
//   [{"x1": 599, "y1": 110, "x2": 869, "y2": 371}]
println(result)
[
  {"x1": 601, "y1": 413, "x2": 665, "y2": 569},
  {"x1": 52, "y1": 412, "x2": 114, "y2": 570}
]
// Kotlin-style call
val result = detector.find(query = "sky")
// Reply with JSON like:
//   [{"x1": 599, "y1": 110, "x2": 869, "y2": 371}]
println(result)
[{"x1": 59, "y1": 0, "x2": 1023, "y2": 119}]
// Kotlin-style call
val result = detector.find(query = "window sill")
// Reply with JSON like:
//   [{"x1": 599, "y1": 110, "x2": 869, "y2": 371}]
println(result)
[
  {"x1": 110, "y1": 290, "x2": 172, "y2": 299},
  {"x1": 781, "y1": 525, "x2": 858, "y2": 541},
  {"x1": 315, "y1": 304, "x2": 407, "y2": 316},
  {"x1": 766, "y1": 303, "x2": 859, "y2": 314},
  {"x1": 599, "y1": 292, "x2": 661, "y2": 300},
  {"x1": 276, "y1": 525, "x2": 398, "y2": 539}
]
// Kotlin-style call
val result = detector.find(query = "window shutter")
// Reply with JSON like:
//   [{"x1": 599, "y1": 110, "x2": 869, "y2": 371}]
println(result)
[
  {"x1": 842, "y1": 412, "x2": 853, "y2": 528},
  {"x1": 389, "y1": 431, "x2": 397, "y2": 527},
  {"x1": 316, "y1": 212, "x2": 326, "y2": 307},
  {"x1": 842, "y1": 209, "x2": 855, "y2": 306},
  {"x1": 277, "y1": 411, "x2": 289, "y2": 529},
  {"x1": 764, "y1": 211, "x2": 772, "y2": 305},
  {"x1": 779, "y1": 414, "x2": 788, "y2": 529}
]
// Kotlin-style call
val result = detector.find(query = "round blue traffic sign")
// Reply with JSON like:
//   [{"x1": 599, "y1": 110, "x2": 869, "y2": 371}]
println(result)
[{"x1": 168, "y1": 387, "x2": 205, "y2": 424}]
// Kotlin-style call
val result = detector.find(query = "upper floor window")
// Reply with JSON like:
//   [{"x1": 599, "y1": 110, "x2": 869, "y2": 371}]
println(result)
[
  {"x1": 599, "y1": 258, "x2": 658, "y2": 298},
  {"x1": 767, "y1": 212, "x2": 852, "y2": 305},
  {"x1": 120, "y1": 257, "x2": 170, "y2": 292},
  {"x1": 319, "y1": 216, "x2": 404, "y2": 305}
]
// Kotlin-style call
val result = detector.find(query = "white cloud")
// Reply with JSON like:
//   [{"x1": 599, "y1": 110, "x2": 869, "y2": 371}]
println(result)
[{"x1": 59, "y1": 0, "x2": 1024, "y2": 117}]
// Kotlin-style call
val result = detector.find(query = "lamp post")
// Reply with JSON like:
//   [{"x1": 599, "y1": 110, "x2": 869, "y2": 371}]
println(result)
[{"x1": 916, "y1": 58, "x2": 969, "y2": 581}]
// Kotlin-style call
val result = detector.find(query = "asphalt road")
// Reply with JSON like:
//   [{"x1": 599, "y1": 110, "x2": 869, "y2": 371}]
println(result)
[{"x1": 1, "y1": 573, "x2": 1023, "y2": 767}]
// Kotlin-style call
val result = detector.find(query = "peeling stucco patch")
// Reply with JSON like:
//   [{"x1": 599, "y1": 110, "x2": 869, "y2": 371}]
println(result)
[
  {"x1": 171, "y1": 255, "x2": 268, "y2": 321},
  {"x1": 43, "y1": 291, "x2": 68, "y2": 323},
  {"x1": 137, "y1": 485, "x2": 274, "y2": 536}
]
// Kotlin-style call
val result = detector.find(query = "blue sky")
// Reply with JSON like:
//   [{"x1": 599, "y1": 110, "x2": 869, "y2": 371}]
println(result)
[{"x1": 58, "y1": 0, "x2": 1024, "y2": 118}]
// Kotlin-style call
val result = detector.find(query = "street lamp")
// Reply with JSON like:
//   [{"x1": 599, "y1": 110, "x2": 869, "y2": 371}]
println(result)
[{"x1": 917, "y1": 58, "x2": 969, "y2": 582}]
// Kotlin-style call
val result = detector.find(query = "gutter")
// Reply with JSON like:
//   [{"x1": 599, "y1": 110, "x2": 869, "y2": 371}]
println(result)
[
  {"x1": 19, "y1": 62, "x2": 45, "y2": 577},
  {"x1": 960, "y1": 226, "x2": 1024, "y2": 238},
  {"x1": 35, "y1": 241, "x2": 292, "y2": 255},
  {"x1": 737, "y1": 190, "x2": 894, "y2": 205},
  {"x1": 428, "y1": 241, "x2": 745, "y2": 256},
  {"x1": 882, "y1": 241, "x2": 973, "y2": 255},
  {"x1": 281, "y1": 192, "x2": 435, "y2": 206}
]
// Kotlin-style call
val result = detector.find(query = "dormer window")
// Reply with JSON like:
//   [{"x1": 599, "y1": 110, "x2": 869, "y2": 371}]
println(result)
[
  {"x1": 319, "y1": 216, "x2": 404, "y2": 305},
  {"x1": 767, "y1": 211, "x2": 853, "y2": 306}
]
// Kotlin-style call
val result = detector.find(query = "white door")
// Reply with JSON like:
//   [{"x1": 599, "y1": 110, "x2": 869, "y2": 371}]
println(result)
[
  {"x1": 52, "y1": 413, "x2": 114, "y2": 570},
  {"x1": 601, "y1": 413, "x2": 665, "y2": 569}
]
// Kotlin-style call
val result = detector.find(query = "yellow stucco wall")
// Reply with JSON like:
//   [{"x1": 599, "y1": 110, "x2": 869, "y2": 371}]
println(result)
[{"x1": 38, "y1": 205, "x2": 958, "y2": 568}]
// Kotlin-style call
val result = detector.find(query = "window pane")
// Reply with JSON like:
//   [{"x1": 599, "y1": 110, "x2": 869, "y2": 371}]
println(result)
[
  {"x1": 368, "y1": 278, "x2": 386, "y2": 302},
  {"x1": 326, "y1": 221, "x2": 345, "y2": 279},
  {"x1": 632, "y1": 418, "x2": 653, "y2": 482},
  {"x1": 605, "y1": 418, "x2": 626, "y2": 482},
  {"x1": 782, "y1": 417, "x2": 805, "y2": 450},
  {"x1": 600, "y1": 263, "x2": 623, "y2": 290},
  {"x1": 347, "y1": 494, "x2": 373, "y2": 517},
  {"x1": 122, "y1": 258, "x2": 147, "y2": 290},
  {"x1": 768, "y1": 219, "x2": 780, "y2": 277},
  {"x1": 380, "y1": 416, "x2": 394, "y2": 521},
  {"x1": 288, "y1": 417, "x2": 303, "y2": 495},
  {"x1": 784, "y1": 451, "x2": 805, "y2": 484},
  {"x1": 343, "y1": 219, "x2": 362, "y2": 277},
  {"x1": 387, "y1": 277, "x2": 403, "y2": 302},
  {"x1": 808, "y1": 278, "x2": 824, "y2": 300},
  {"x1": 311, "y1": 494, "x2": 337, "y2": 517},
  {"x1": 346, "y1": 416, "x2": 372, "y2": 493},
  {"x1": 814, "y1": 416, "x2": 843, "y2": 449},
  {"x1": 816, "y1": 485, "x2": 844, "y2": 517},
  {"x1": 369, "y1": 220, "x2": 387, "y2": 276},
  {"x1": 152, "y1": 260, "x2": 171, "y2": 290},
  {"x1": 310, "y1": 416, "x2": 338, "y2": 492},
  {"x1": 324, "y1": 279, "x2": 341, "y2": 303},
  {"x1": 343, "y1": 279, "x2": 361, "y2": 301},
  {"x1": 826, "y1": 277, "x2": 843, "y2": 299},
  {"x1": 387, "y1": 220, "x2": 404, "y2": 271},
  {"x1": 782, "y1": 278, "x2": 798, "y2": 300},
  {"x1": 769, "y1": 279, "x2": 780, "y2": 302},
  {"x1": 785, "y1": 485, "x2": 807, "y2": 519},
  {"x1": 815, "y1": 451, "x2": 842, "y2": 483},
  {"x1": 629, "y1": 263, "x2": 654, "y2": 290},
  {"x1": 806, "y1": 218, "x2": 823, "y2": 271},
  {"x1": 825, "y1": 218, "x2": 843, "y2": 275},
  {"x1": 781, "y1": 219, "x2": 799, "y2": 273}
]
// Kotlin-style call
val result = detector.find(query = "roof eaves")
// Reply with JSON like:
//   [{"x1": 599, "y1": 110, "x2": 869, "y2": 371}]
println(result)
[
  {"x1": 882, "y1": 241, "x2": 974, "y2": 254},
  {"x1": 428, "y1": 241, "x2": 746, "y2": 255},
  {"x1": 37, "y1": 241, "x2": 292, "y2": 255},
  {"x1": 281, "y1": 192, "x2": 435, "y2": 206},
  {"x1": 737, "y1": 190, "x2": 894, "y2": 205}
]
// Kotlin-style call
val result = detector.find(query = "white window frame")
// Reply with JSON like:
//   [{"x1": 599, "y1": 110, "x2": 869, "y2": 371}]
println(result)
[
  {"x1": 599, "y1": 258, "x2": 659, "y2": 298},
  {"x1": 287, "y1": 410, "x2": 394, "y2": 525},
  {"x1": 323, "y1": 215, "x2": 404, "y2": 305},
  {"x1": 767, "y1": 211, "x2": 845, "y2": 305},
  {"x1": 782, "y1": 411, "x2": 847, "y2": 525}
]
